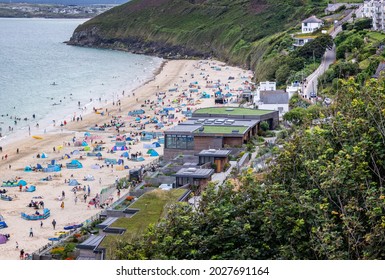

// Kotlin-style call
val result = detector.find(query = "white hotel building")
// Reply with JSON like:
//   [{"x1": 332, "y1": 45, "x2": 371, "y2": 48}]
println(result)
[{"x1": 363, "y1": 0, "x2": 385, "y2": 31}]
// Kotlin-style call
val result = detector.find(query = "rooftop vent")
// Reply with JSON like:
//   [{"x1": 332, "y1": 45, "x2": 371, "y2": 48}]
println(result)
[
  {"x1": 184, "y1": 168, "x2": 197, "y2": 173},
  {"x1": 214, "y1": 119, "x2": 224, "y2": 124},
  {"x1": 198, "y1": 127, "x2": 204, "y2": 132},
  {"x1": 232, "y1": 130, "x2": 239, "y2": 133},
  {"x1": 225, "y1": 108, "x2": 234, "y2": 111},
  {"x1": 208, "y1": 149, "x2": 216, "y2": 152},
  {"x1": 225, "y1": 119, "x2": 235, "y2": 124}
]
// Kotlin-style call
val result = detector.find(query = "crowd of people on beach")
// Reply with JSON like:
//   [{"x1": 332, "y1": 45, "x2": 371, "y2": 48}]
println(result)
[{"x1": 0, "y1": 60, "x2": 254, "y2": 260}]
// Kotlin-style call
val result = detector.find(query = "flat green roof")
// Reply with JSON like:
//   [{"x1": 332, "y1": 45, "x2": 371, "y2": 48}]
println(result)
[
  {"x1": 194, "y1": 126, "x2": 248, "y2": 134},
  {"x1": 194, "y1": 107, "x2": 274, "y2": 116}
]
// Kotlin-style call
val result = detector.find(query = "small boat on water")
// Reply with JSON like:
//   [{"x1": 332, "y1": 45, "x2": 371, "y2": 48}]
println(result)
[{"x1": 50, "y1": 82, "x2": 57, "y2": 86}]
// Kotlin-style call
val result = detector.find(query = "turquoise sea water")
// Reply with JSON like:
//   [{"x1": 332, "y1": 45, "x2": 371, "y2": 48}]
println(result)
[{"x1": 0, "y1": 18, "x2": 162, "y2": 140}]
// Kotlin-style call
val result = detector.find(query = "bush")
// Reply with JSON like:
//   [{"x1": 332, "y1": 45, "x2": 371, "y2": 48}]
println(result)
[
  {"x1": 260, "y1": 121, "x2": 270, "y2": 131},
  {"x1": 246, "y1": 142, "x2": 256, "y2": 153},
  {"x1": 237, "y1": 151, "x2": 245, "y2": 160},
  {"x1": 224, "y1": 162, "x2": 231, "y2": 171},
  {"x1": 276, "y1": 130, "x2": 288, "y2": 140},
  {"x1": 265, "y1": 131, "x2": 275, "y2": 137},
  {"x1": 51, "y1": 247, "x2": 65, "y2": 255},
  {"x1": 257, "y1": 147, "x2": 270, "y2": 157},
  {"x1": 256, "y1": 136, "x2": 265, "y2": 143}
]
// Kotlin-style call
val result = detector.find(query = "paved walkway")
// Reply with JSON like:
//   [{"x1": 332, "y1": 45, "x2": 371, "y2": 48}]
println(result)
[{"x1": 211, "y1": 161, "x2": 237, "y2": 186}]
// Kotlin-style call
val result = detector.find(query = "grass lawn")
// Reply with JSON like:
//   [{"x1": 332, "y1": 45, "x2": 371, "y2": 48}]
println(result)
[
  {"x1": 367, "y1": 32, "x2": 385, "y2": 42},
  {"x1": 359, "y1": 59, "x2": 370, "y2": 70},
  {"x1": 194, "y1": 107, "x2": 274, "y2": 116},
  {"x1": 293, "y1": 33, "x2": 319, "y2": 39},
  {"x1": 101, "y1": 188, "x2": 186, "y2": 258},
  {"x1": 194, "y1": 125, "x2": 248, "y2": 134}
]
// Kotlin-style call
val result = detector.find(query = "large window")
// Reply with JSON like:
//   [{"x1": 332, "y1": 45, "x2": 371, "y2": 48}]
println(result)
[
  {"x1": 166, "y1": 134, "x2": 177, "y2": 149},
  {"x1": 176, "y1": 135, "x2": 186, "y2": 149},
  {"x1": 186, "y1": 135, "x2": 194, "y2": 150},
  {"x1": 166, "y1": 134, "x2": 194, "y2": 150}
]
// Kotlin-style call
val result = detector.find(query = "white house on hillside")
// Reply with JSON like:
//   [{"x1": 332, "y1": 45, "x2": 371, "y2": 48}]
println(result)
[
  {"x1": 301, "y1": 15, "x2": 324, "y2": 33},
  {"x1": 286, "y1": 81, "x2": 301, "y2": 99},
  {"x1": 253, "y1": 81, "x2": 289, "y2": 117},
  {"x1": 293, "y1": 15, "x2": 324, "y2": 47},
  {"x1": 259, "y1": 81, "x2": 276, "y2": 91}
]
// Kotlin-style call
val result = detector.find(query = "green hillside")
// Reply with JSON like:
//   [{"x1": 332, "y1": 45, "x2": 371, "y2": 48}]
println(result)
[{"x1": 68, "y1": 0, "x2": 328, "y2": 74}]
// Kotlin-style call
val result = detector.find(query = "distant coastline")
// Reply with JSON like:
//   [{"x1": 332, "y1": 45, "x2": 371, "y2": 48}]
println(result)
[{"x1": 0, "y1": 3, "x2": 116, "y2": 19}]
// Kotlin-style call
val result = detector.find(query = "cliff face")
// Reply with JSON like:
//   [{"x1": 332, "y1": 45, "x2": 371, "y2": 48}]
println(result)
[
  {"x1": 68, "y1": 0, "x2": 327, "y2": 70},
  {"x1": 67, "y1": 25, "x2": 210, "y2": 59}
]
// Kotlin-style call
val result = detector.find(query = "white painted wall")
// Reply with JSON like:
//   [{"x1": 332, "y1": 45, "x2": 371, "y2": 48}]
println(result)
[
  {"x1": 258, "y1": 104, "x2": 289, "y2": 117},
  {"x1": 259, "y1": 81, "x2": 276, "y2": 91},
  {"x1": 302, "y1": 22, "x2": 322, "y2": 33}
]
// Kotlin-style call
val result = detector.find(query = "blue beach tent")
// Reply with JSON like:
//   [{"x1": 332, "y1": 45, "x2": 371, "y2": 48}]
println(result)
[
  {"x1": 18, "y1": 180, "x2": 27, "y2": 186},
  {"x1": 66, "y1": 160, "x2": 83, "y2": 169},
  {"x1": 24, "y1": 166, "x2": 32, "y2": 172},
  {"x1": 152, "y1": 142, "x2": 161, "y2": 148},
  {"x1": 147, "y1": 149, "x2": 159, "y2": 157},
  {"x1": 26, "y1": 185, "x2": 36, "y2": 192},
  {"x1": 68, "y1": 179, "x2": 80, "y2": 186}
]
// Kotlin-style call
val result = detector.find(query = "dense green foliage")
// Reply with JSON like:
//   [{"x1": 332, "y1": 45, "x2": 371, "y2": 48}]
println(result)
[
  {"x1": 272, "y1": 34, "x2": 333, "y2": 85},
  {"x1": 318, "y1": 28, "x2": 385, "y2": 93},
  {"x1": 112, "y1": 77, "x2": 385, "y2": 260},
  {"x1": 71, "y1": 0, "x2": 330, "y2": 79}
]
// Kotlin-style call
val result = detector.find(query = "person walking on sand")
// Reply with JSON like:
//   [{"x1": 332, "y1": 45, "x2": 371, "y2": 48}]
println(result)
[
  {"x1": 20, "y1": 249, "x2": 24, "y2": 260},
  {"x1": 29, "y1": 227, "x2": 33, "y2": 237},
  {"x1": 60, "y1": 201, "x2": 64, "y2": 209},
  {"x1": 40, "y1": 221, "x2": 43, "y2": 228},
  {"x1": 52, "y1": 219, "x2": 56, "y2": 230}
]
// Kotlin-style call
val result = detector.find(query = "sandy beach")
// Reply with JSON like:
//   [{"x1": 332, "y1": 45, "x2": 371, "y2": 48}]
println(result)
[{"x1": 0, "y1": 58, "x2": 253, "y2": 260}]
